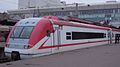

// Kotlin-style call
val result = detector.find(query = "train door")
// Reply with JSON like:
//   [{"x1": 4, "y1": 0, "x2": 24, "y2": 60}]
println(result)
[
  {"x1": 52, "y1": 25, "x2": 61, "y2": 53},
  {"x1": 115, "y1": 34, "x2": 120, "y2": 44},
  {"x1": 108, "y1": 30, "x2": 112, "y2": 44}
]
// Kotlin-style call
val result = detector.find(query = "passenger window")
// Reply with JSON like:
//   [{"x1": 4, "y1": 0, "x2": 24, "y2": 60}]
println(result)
[{"x1": 66, "y1": 32, "x2": 72, "y2": 40}]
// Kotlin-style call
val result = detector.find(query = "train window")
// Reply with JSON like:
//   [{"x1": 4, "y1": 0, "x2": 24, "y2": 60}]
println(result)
[
  {"x1": 104, "y1": 34, "x2": 106, "y2": 38},
  {"x1": 66, "y1": 32, "x2": 72, "y2": 40},
  {"x1": 72, "y1": 32, "x2": 105, "y2": 40},
  {"x1": 25, "y1": 22, "x2": 29, "y2": 24},
  {"x1": 32, "y1": 22, "x2": 35, "y2": 24},
  {"x1": 20, "y1": 27, "x2": 34, "y2": 39},
  {"x1": 11, "y1": 27, "x2": 24, "y2": 38},
  {"x1": 66, "y1": 36, "x2": 71, "y2": 40},
  {"x1": 11, "y1": 26, "x2": 34, "y2": 39},
  {"x1": 66, "y1": 32, "x2": 71, "y2": 35}
]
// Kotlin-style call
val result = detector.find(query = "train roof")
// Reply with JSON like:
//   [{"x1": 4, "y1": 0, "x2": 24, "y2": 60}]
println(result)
[
  {"x1": 15, "y1": 16, "x2": 120, "y2": 32},
  {"x1": 44, "y1": 16, "x2": 120, "y2": 31},
  {"x1": 44, "y1": 16, "x2": 110, "y2": 30},
  {"x1": 16, "y1": 18, "x2": 41, "y2": 26}
]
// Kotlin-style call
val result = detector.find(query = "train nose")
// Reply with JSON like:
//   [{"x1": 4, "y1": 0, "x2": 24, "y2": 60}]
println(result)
[{"x1": 11, "y1": 51, "x2": 21, "y2": 61}]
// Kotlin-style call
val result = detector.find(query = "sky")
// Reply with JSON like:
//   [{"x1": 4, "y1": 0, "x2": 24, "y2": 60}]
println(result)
[{"x1": 0, "y1": 0, "x2": 120, "y2": 12}]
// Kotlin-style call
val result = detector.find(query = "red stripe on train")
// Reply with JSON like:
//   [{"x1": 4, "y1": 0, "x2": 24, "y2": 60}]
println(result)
[
  {"x1": 39, "y1": 38, "x2": 49, "y2": 49},
  {"x1": 39, "y1": 40, "x2": 109, "y2": 49}
]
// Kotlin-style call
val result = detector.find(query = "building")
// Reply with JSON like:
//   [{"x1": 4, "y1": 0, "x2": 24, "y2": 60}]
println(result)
[
  {"x1": 18, "y1": 0, "x2": 63, "y2": 9},
  {"x1": 8, "y1": 0, "x2": 120, "y2": 28}
]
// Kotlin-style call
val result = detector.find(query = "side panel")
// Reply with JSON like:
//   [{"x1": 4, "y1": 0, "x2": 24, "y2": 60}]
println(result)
[
  {"x1": 61, "y1": 26, "x2": 108, "y2": 43},
  {"x1": 41, "y1": 24, "x2": 110, "y2": 54},
  {"x1": 54, "y1": 25, "x2": 109, "y2": 52}
]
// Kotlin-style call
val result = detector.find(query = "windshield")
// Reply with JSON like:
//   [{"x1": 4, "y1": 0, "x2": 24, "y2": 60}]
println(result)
[{"x1": 11, "y1": 26, "x2": 34, "y2": 39}]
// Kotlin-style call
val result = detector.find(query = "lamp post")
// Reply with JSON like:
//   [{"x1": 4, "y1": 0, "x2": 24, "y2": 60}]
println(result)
[{"x1": 75, "y1": 3, "x2": 79, "y2": 18}]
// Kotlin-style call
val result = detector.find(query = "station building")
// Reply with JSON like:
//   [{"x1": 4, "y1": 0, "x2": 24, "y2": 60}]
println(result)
[{"x1": 8, "y1": 0, "x2": 120, "y2": 28}]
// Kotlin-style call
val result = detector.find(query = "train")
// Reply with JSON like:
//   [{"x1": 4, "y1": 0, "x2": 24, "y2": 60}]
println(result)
[{"x1": 4, "y1": 16, "x2": 120, "y2": 60}]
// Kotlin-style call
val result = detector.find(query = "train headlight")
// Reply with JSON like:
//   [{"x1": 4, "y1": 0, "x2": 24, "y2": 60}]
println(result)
[
  {"x1": 24, "y1": 45, "x2": 30, "y2": 49},
  {"x1": 24, "y1": 44, "x2": 33, "y2": 49}
]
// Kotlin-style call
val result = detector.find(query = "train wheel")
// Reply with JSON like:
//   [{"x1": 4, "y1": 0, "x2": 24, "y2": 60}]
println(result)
[{"x1": 11, "y1": 51, "x2": 21, "y2": 61}]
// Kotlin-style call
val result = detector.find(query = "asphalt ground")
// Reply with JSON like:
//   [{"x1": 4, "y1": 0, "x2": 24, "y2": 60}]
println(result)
[{"x1": 0, "y1": 44, "x2": 120, "y2": 67}]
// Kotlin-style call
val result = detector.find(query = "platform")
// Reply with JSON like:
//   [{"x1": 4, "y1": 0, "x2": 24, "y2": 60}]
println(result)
[{"x1": 0, "y1": 44, "x2": 120, "y2": 67}]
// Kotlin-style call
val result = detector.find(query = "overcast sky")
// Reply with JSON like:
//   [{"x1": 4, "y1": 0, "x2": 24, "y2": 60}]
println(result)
[{"x1": 0, "y1": 0, "x2": 120, "y2": 12}]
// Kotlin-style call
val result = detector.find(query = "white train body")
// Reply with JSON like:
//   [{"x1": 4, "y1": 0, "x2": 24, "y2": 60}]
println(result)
[{"x1": 5, "y1": 16, "x2": 120, "y2": 59}]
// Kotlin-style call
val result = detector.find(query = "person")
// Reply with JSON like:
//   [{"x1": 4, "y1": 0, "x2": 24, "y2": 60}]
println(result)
[
  {"x1": 115, "y1": 35, "x2": 117, "y2": 44},
  {"x1": 118, "y1": 34, "x2": 120, "y2": 43}
]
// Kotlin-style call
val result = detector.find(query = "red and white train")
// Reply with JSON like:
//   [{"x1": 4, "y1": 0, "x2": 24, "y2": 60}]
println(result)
[{"x1": 5, "y1": 16, "x2": 120, "y2": 60}]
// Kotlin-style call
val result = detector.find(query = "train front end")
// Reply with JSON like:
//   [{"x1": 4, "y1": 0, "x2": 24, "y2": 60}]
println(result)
[{"x1": 5, "y1": 18, "x2": 42, "y2": 60}]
